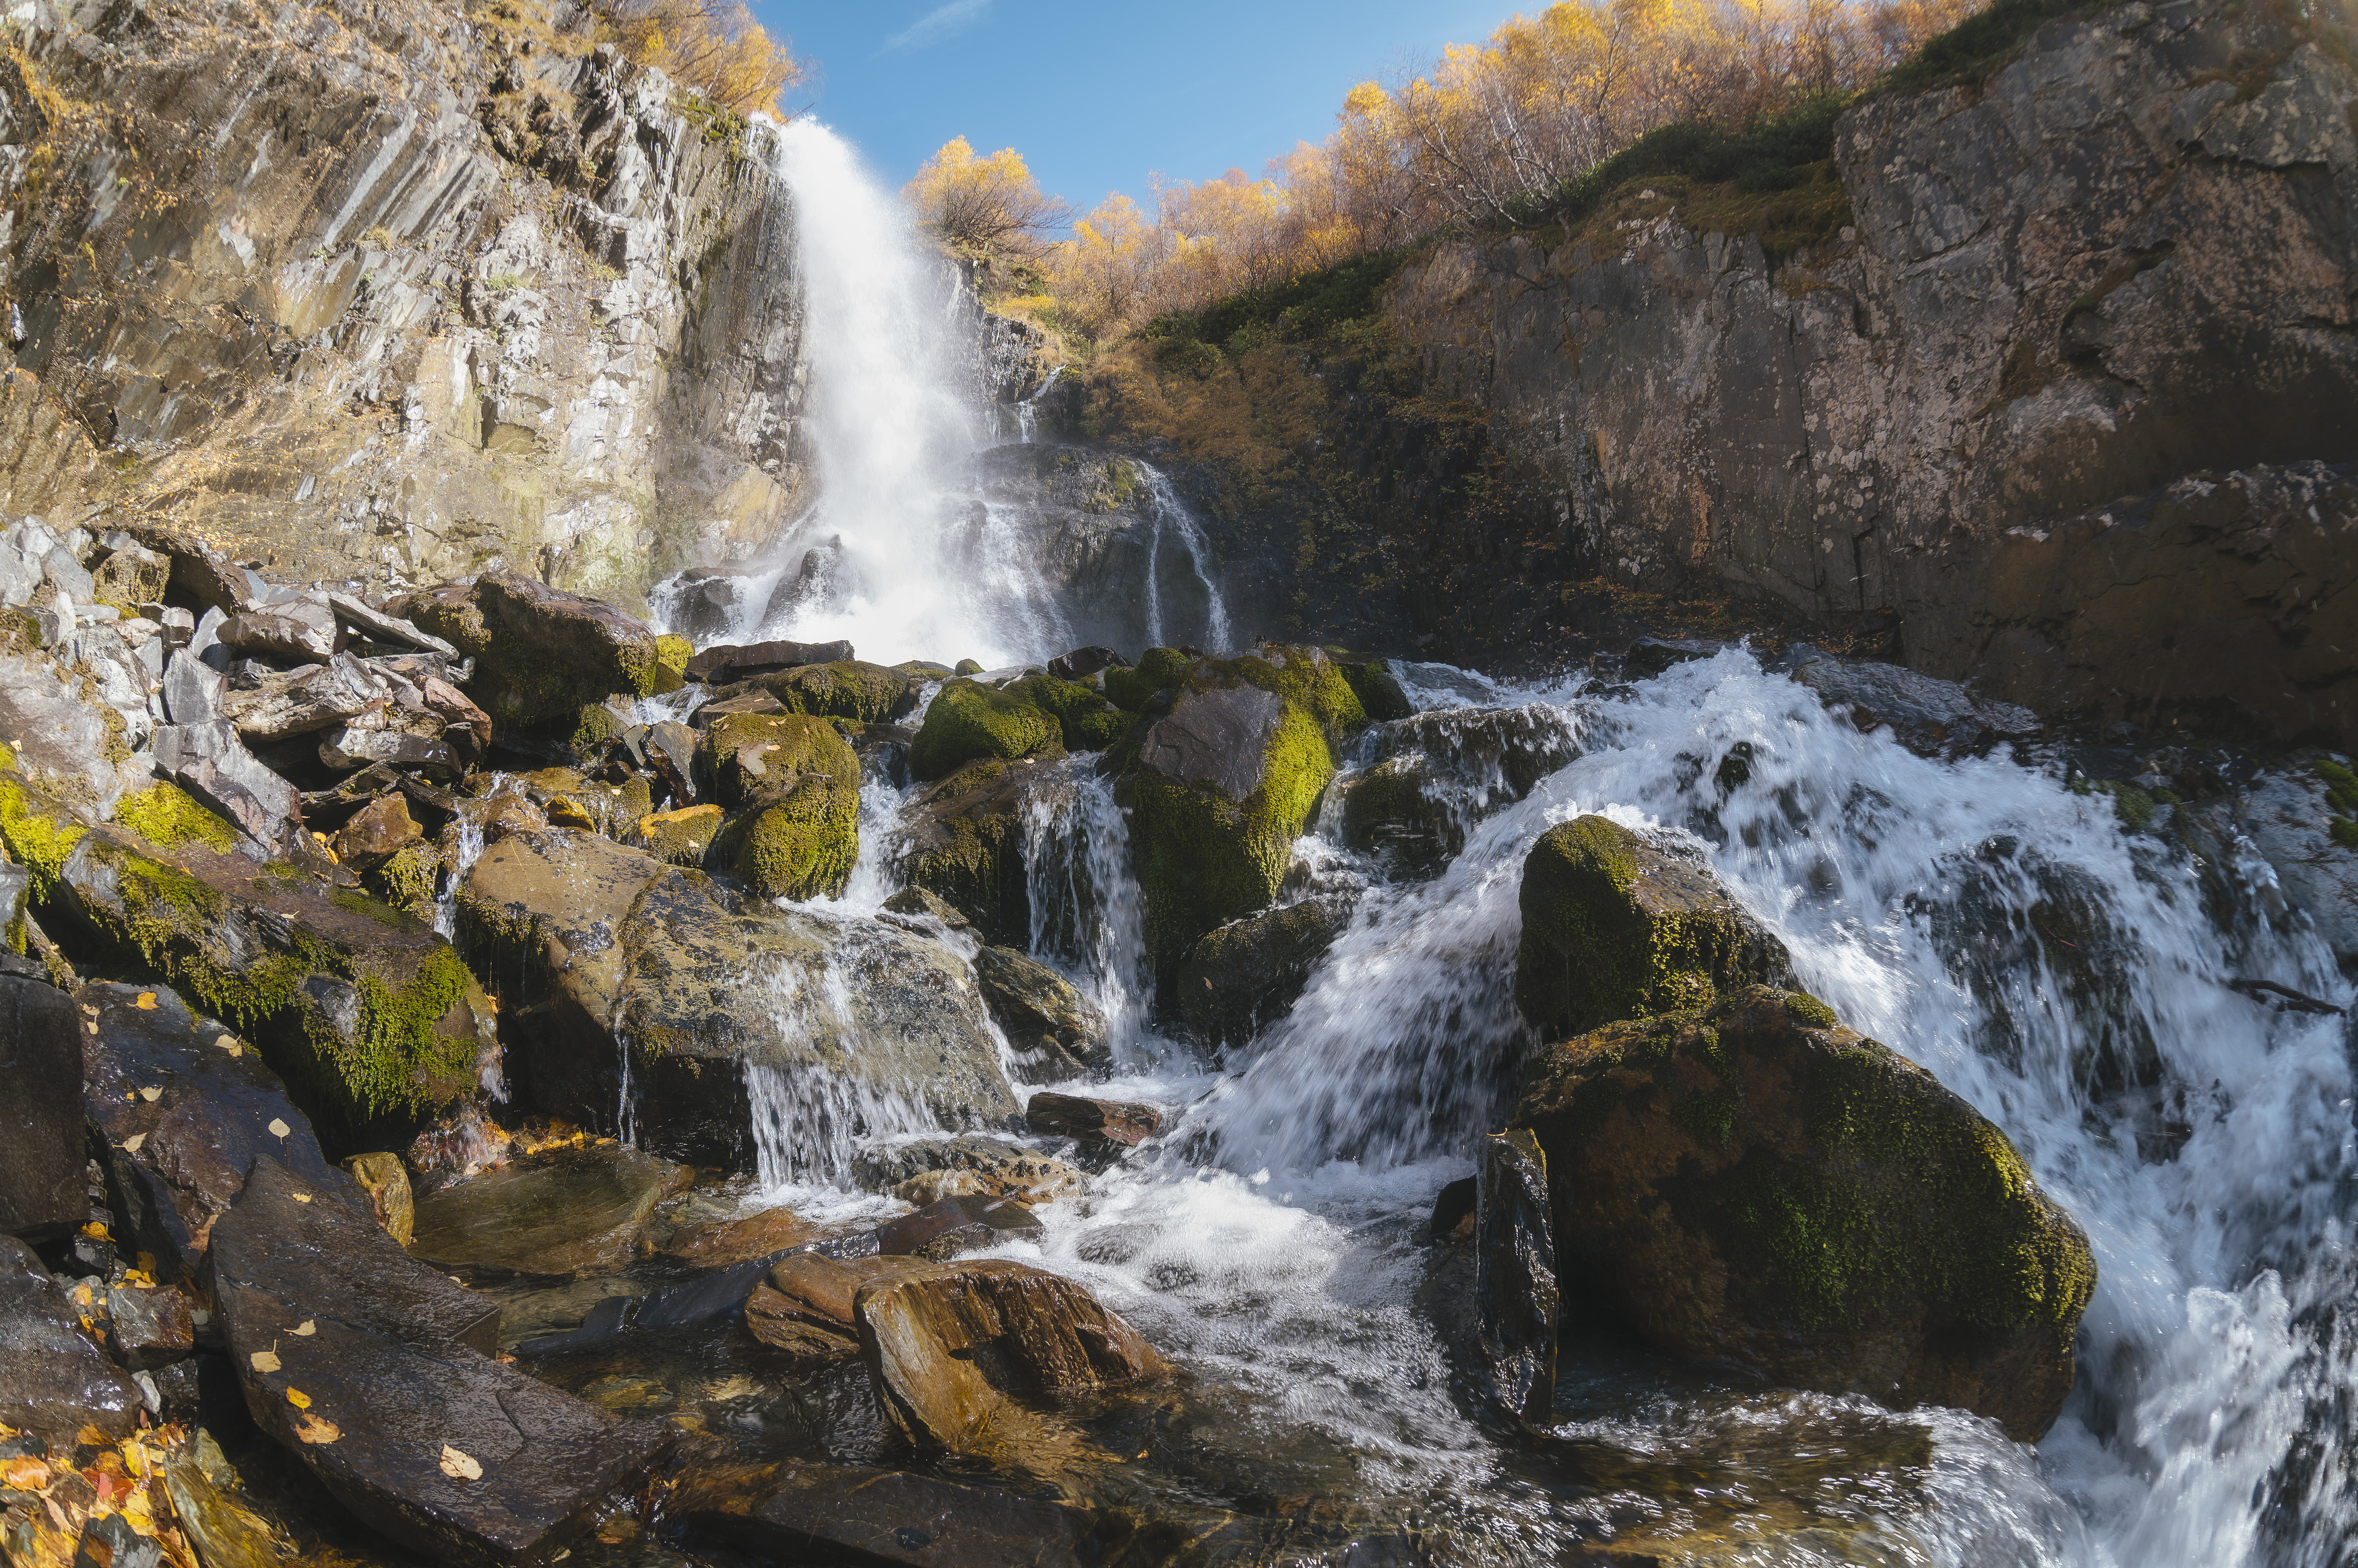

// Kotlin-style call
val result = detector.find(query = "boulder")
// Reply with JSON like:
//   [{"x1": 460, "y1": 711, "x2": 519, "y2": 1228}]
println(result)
[
  {"x1": 745, "y1": 1252, "x2": 930, "y2": 1361},
  {"x1": 0, "y1": 649, "x2": 150, "y2": 811},
  {"x1": 1047, "y1": 647, "x2": 1124, "y2": 682},
  {"x1": 653, "y1": 1204, "x2": 821, "y2": 1270},
  {"x1": 0, "y1": 1235, "x2": 142, "y2": 1444},
  {"x1": 754, "y1": 659, "x2": 917, "y2": 723},
  {"x1": 663, "y1": 1458, "x2": 1122, "y2": 1567},
  {"x1": 1512, "y1": 987, "x2": 2096, "y2": 1441},
  {"x1": 151, "y1": 719, "x2": 305, "y2": 850},
  {"x1": 856, "y1": 1260, "x2": 1170, "y2": 1453},
  {"x1": 1009, "y1": 671, "x2": 1130, "y2": 754},
  {"x1": 852, "y1": 1137, "x2": 1083, "y2": 1208},
  {"x1": 907, "y1": 679, "x2": 1060, "y2": 781},
  {"x1": 0, "y1": 965, "x2": 82, "y2": 1241},
  {"x1": 210, "y1": 1159, "x2": 670, "y2": 1568},
  {"x1": 874, "y1": 1196, "x2": 1044, "y2": 1260},
  {"x1": 1471, "y1": 1129, "x2": 1558, "y2": 1427},
  {"x1": 1515, "y1": 815, "x2": 1791, "y2": 1038},
  {"x1": 894, "y1": 758, "x2": 1035, "y2": 946},
  {"x1": 218, "y1": 654, "x2": 384, "y2": 740},
  {"x1": 343, "y1": 1152, "x2": 414, "y2": 1244},
  {"x1": 683, "y1": 639, "x2": 856, "y2": 684},
  {"x1": 219, "y1": 595, "x2": 338, "y2": 663},
  {"x1": 104, "y1": 1282, "x2": 194, "y2": 1371},
  {"x1": 972, "y1": 946, "x2": 1109, "y2": 1082},
  {"x1": 327, "y1": 592, "x2": 460, "y2": 659},
  {"x1": 459, "y1": 830, "x2": 1016, "y2": 1166},
  {"x1": 331, "y1": 793, "x2": 421, "y2": 872},
  {"x1": 704, "y1": 715, "x2": 862, "y2": 901},
  {"x1": 1023, "y1": 1093, "x2": 1163, "y2": 1169},
  {"x1": 1778, "y1": 645, "x2": 2041, "y2": 758},
  {"x1": 318, "y1": 719, "x2": 461, "y2": 779},
  {"x1": 41, "y1": 797, "x2": 493, "y2": 1132},
  {"x1": 879, "y1": 884, "x2": 971, "y2": 933},
  {"x1": 1127, "y1": 675, "x2": 1339, "y2": 983},
  {"x1": 640, "y1": 802, "x2": 723, "y2": 865},
  {"x1": 397, "y1": 571, "x2": 662, "y2": 727},
  {"x1": 161, "y1": 647, "x2": 227, "y2": 725},
  {"x1": 1340, "y1": 705, "x2": 1583, "y2": 876},
  {"x1": 1176, "y1": 895, "x2": 1352, "y2": 1055},
  {"x1": 79, "y1": 981, "x2": 354, "y2": 1284},
  {"x1": 408, "y1": 1144, "x2": 694, "y2": 1279}
]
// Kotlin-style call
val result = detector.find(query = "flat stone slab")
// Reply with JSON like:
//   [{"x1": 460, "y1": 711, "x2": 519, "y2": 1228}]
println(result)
[
  {"x1": 0, "y1": 967, "x2": 83, "y2": 1242},
  {"x1": 664, "y1": 1458, "x2": 1112, "y2": 1567},
  {"x1": 212, "y1": 1159, "x2": 668, "y2": 1568},
  {"x1": 408, "y1": 1144, "x2": 693, "y2": 1279},
  {"x1": 0, "y1": 1236, "x2": 143, "y2": 1444}
]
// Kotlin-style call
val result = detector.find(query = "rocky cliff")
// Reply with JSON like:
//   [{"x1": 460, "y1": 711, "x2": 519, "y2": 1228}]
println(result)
[{"x1": 0, "y1": 0, "x2": 809, "y2": 610}]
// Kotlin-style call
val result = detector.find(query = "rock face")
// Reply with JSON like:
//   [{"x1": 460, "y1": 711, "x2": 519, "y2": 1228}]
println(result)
[
  {"x1": 971, "y1": 947, "x2": 1110, "y2": 1082},
  {"x1": 459, "y1": 830, "x2": 1016, "y2": 1166},
  {"x1": 1512, "y1": 987, "x2": 2096, "y2": 1441},
  {"x1": 0, "y1": 1236, "x2": 143, "y2": 1443},
  {"x1": 857, "y1": 1260, "x2": 1170, "y2": 1453},
  {"x1": 1516, "y1": 816, "x2": 1790, "y2": 1038},
  {"x1": 210, "y1": 1159, "x2": 671, "y2": 1568},
  {"x1": 0, "y1": 964, "x2": 82, "y2": 1241},
  {"x1": 0, "y1": 0, "x2": 814, "y2": 608},
  {"x1": 1379, "y1": 0, "x2": 2358, "y2": 744}
]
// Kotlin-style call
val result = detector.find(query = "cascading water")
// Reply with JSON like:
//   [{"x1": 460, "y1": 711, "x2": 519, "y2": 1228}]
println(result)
[{"x1": 1135, "y1": 461, "x2": 1233, "y2": 653}]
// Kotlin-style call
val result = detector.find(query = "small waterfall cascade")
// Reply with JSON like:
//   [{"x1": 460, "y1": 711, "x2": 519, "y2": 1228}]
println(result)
[
  {"x1": 1014, "y1": 366, "x2": 1063, "y2": 443},
  {"x1": 1135, "y1": 461, "x2": 1232, "y2": 653},
  {"x1": 1018, "y1": 757, "x2": 1157, "y2": 1066}
]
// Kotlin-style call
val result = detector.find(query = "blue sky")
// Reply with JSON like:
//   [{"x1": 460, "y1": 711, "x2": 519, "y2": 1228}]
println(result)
[{"x1": 751, "y1": 1, "x2": 1514, "y2": 218}]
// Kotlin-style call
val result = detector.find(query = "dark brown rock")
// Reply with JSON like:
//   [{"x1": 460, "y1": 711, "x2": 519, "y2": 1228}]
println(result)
[
  {"x1": 210, "y1": 1158, "x2": 668, "y2": 1568},
  {"x1": 331, "y1": 792, "x2": 422, "y2": 872},
  {"x1": 895, "y1": 758, "x2": 1034, "y2": 946},
  {"x1": 744, "y1": 1252, "x2": 930, "y2": 1361},
  {"x1": 1024, "y1": 1092, "x2": 1163, "y2": 1154},
  {"x1": 652, "y1": 1204, "x2": 821, "y2": 1270},
  {"x1": 0, "y1": 1235, "x2": 142, "y2": 1444},
  {"x1": 1471, "y1": 1129, "x2": 1558, "y2": 1427},
  {"x1": 684, "y1": 639, "x2": 856, "y2": 684},
  {"x1": 1512, "y1": 986, "x2": 2096, "y2": 1441},
  {"x1": 104, "y1": 1283, "x2": 194, "y2": 1371},
  {"x1": 874, "y1": 1196, "x2": 1043, "y2": 1260},
  {"x1": 664, "y1": 1458, "x2": 1117, "y2": 1568},
  {"x1": 1177, "y1": 896, "x2": 1351, "y2": 1056},
  {"x1": 972, "y1": 946, "x2": 1109, "y2": 1082},
  {"x1": 407, "y1": 1144, "x2": 694, "y2": 1280},
  {"x1": 0, "y1": 966, "x2": 82, "y2": 1242}
]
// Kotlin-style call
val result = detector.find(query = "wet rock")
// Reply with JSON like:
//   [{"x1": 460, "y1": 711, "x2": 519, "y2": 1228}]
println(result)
[
  {"x1": 1343, "y1": 705, "x2": 1584, "y2": 875},
  {"x1": 1047, "y1": 646, "x2": 1126, "y2": 682},
  {"x1": 1514, "y1": 986, "x2": 2097, "y2": 1441},
  {"x1": 745, "y1": 1253, "x2": 932, "y2": 1360},
  {"x1": 755, "y1": 659, "x2": 918, "y2": 723},
  {"x1": 330, "y1": 792, "x2": 420, "y2": 872},
  {"x1": 219, "y1": 595, "x2": 338, "y2": 664},
  {"x1": 896, "y1": 758, "x2": 1034, "y2": 946},
  {"x1": 879, "y1": 884, "x2": 971, "y2": 933},
  {"x1": 1024, "y1": 1092, "x2": 1164, "y2": 1163},
  {"x1": 459, "y1": 830, "x2": 1016, "y2": 1165},
  {"x1": 0, "y1": 965, "x2": 82, "y2": 1241},
  {"x1": 1337, "y1": 653, "x2": 1415, "y2": 722},
  {"x1": 420, "y1": 675, "x2": 495, "y2": 757},
  {"x1": 2227, "y1": 762, "x2": 2358, "y2": 962},
  {"x1": 875, "y1": 1196, "x2": 1044, "y2": 1260},
  {"x1": 1515, "y1": 815, "x2": 1790, "y2": 1038},
  {"x1": 72, "y1": 1510, "x2": 164, "y2": 1568},
  {"x1": 0, "y1": 1235, "x2": 142, "y2": 1443},
  {"x1": 49, "y1": 804, "x2": 493, "y2": 1134},
  {"x1": 683, "y1": 639, "x2": 856, "y2": 684},
  {"x1": 645, "y1": 718, "x2": 699, "y2": 804},
  {"x1": 705, "y1": 715, "x2": 862, "y2": 900},
  {"x1": 853, "y1": 1138, "x2": 1084, "y2": 1208},
  {"x1": 907, "y1": 679, "x2": 1060, "y2": 781},
  {"x1": 1425, "y1": 1176, "x2": 1477, "y2": 1243},
  {"x1": 1471, "y1": 1130, "x2": 1558, "y2": 1427},
  {"x1": 79, "y1": 981, "x2": 352, "y2": 1282},
  {"x1": 1621, "y1": 637, "x2": 1721, "y2": 680},
  {"x1": 409, "y1": 1144, "x2": 693, "y2": 1279},
  {"x1": 639, "y1": 802, "x2": 723, "y2": 865},
  {"x1": 162, "y1": 1437, "x2": 296, "y2": 1568},
  {"x1": 1777, "y1": 644, "x2": 2041, "y2": 758},
  {"x1": 973, "y1": 946, "x2": 1109, "y2": 1082},
  {"x1": 210, "y1": 1159, "x2": 669, "y2": 1568},
  {"x1": 1178, "y1": 895, "x2": 1353, "y2": 1055},
  {"x1": 218, "y1": 654, "x2": 384, "y2": 740},
  {"x1": 858, "y1": 1259, "x2": 1170, "y2": 1452},
  {"x1": 397, "y1": 570, "x2": 662, "y2": 727},
  {"x1": 691, "y1": 688, "x2": 786, "y2": 725},
  {"x1": 104, "y1": 1284, "x2": 193, "y2": 1371},
  {"x1": 663, "y1": 1457, "x2": 1120, "y2": 1567},
  {"x1": 342, "y1": 1152, "x2": 414, "y2": 1245},
  {"x1": 653, "y1": 1204, "x2": 821, "y2": 1270}
]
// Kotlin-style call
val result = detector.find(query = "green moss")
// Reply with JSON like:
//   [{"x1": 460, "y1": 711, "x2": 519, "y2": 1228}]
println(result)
[
  {"x1": 1016, "y1": 672, "x2": 1133, "y2": 752},
  {"x1": 329, "y1": 887, "x2": 418, "y2": 929},
  {"x1": 111, "y1": 782, "x2": 237, "y2": 854},
  {"x1": 1785, "y1": 991, "x2": 1838, "y2": 1028},
  {"x1": 1130, "y1": 698, "x2": 1334, "y2": 979},
  {"x1": 899, "y1": 760, "x2": 1029, "y2": 940},
  {"x1": 906, "y1": 679, "x2": 1060, "y2": 781},
  {"x1": 337, "y1": 947, "x2": 478, "y2": 1121},
  {"x1": 0, "y1": 777, "x2": 88, "y2": 903},
  {"x1": 954, "y1": 659, "x2": 984, "y2": 677},
  {"x1": 1207, "y1": 646, "x2": 1369, "y2": 747},
  {"x1": 651, "y1": 634, "x2": 692, "y2": 696},
  {"x1": 702, "y1": 711, "x2": 861, "y2": 808},
  {"x1": 716, "y1": 777, "x2": 859, "y2": 901},
  {"x1": 759, "y1": 660, "x2": 914, "y2": 724},
  {"x1": 367, "y1": 841, "x2": 444, "y2": 923},
  {"x1": 1104, "y1": 647, "x2": 1196, "y2": 711},
  {"x1": 641, "y1": 805, "x2": 724, "y2": 866}
]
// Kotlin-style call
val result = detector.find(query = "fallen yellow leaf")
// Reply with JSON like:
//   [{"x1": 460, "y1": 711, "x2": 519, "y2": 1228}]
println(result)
[
  {"x1": 438, "y1": 1445, "x2": 483, "y2": 1481},
  {"x1": 294, "y1": 1411, "x2": 340, "y2": 1445},
  {"x1": 139, "y1": 1086, "x2": 162, "y2": 1103},
  {"x1": 290, "y1": 1191, "x2": 313, "y2": 1204},
  {"x1": 134, "y1": 993, "x2": 156, "y2": 1010},
  {"x1": 292, "y1": 1319, "x2": 316, "y2": 1336},
  {"x1": 216, "y1": 1035, "x2": 240, "y2": 1055},
  {"x1": 123, "y1": 1133, "x2": 146, "y2": 1154},
  {"x1": 250, "y1": 1350, "x2": 280, "y2": 1373},
  {"x1": 285, "y1": 1388, "x2": 310, "y2": 1409}
]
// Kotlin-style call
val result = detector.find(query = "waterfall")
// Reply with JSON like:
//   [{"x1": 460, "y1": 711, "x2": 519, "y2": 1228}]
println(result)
[
  {"x1": 1019, "y1": 758, "x2": 1157, "y2": 1066},
  {"x1": 1135, "y1": 461, "x2": 1232, "y2": 653}
]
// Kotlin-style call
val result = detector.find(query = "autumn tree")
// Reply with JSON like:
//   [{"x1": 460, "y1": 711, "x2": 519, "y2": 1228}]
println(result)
[
  {"x1": 1044, "y1": 193, "x2": 1161, "y2": 336},
  {"x1": 591, "y1": 0, "x2": 802, "y2": 117},
  {"x1": 905, "y1": 137, "x2": 1071, "y2": 257}
]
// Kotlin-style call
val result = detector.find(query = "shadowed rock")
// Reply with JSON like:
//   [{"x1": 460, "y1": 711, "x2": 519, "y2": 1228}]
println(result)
[
  {"x1": 1177, "y1": 896, "x2": 1353, "y2": 1057},
  {"x1": 972, "y1": 946, "x2": 1109, "y2": 1083},
  {"x1": 664, "y1": 1458, "x2": 1120, "y2": 1568},
  {"x1": 745, "y1": 1253, "x2": 931, "y2": 1361},
  {"x1": 0, "y1": 1235, "x2": 143, "y2": 1443},
  {"x1": 408, "y1": 1144, "x2": 693, "y2": 1279},
  {"x1": 683, "y1": 639, "x2": 856, "y2": 684},
  {"x1": 1471, "y1": 1129, "x2": 1558, "y2": 1427},
  {"x1": 0, "y1": 962, "x2": 82, "y2": 1241}
]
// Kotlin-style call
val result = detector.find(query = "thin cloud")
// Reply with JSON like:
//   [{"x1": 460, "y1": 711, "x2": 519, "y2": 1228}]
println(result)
[{"x1": 883, "y1": 0, "x2": 991, "y2": 51}]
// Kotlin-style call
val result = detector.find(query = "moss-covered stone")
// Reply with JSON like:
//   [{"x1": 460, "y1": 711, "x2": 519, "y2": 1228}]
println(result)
[
  {"x1": 1104, "y1": 647, "x2": 1194, "y2": 711},
  {"x1": 400, "y1": 572, "x2": 660, "y2": 729},
  {"x1": 1515, "y1": 815, "x2": 1789, "y2": 1037},
  {"x1": 897, "y1": 759, "x2": 1032, "y2": 946},
  {"x1": 367, "y1": 840, "x2": 445, "y2": 923},
  {"x1": 1129, "y1": 687, "x2": 1335, "y2": 983},
  {"x1": 701, "y1": 711, "x2": 861, "y2": 810},
  {"x1": 571, "y1": 701, "x2": 629, "y2": 763},
  {"x1": 1512, "y1": 986, "x2": 2095, "y2": 1441},
  {"x1": 953, "y1": 658, "x2": 984, "y2": 677},
  {"x1": 640, "y1": 803, "x2": 724, "y2": 867},
  {"x1": 713, "y1": 777, "x2": 859, "y2": 901},
  {"x1": 1210, "y1": 645, "x2": 1368, "y2": 748},
  {"x1": 1015, "y1": 672, "x2": 1133, "y2": 754},
  {"x1": 651, "y1": 634, "x2": 693, "y2": 696},
  {"x1": 756, "y1": 660, "x2": 916, "y2": 724},
  {"x1": 907, "y1": 680, "x2": 1061, "y2": 782},
  {"x1": 0, "y1": 773, "x2": 88, "y2": 903},
  {"x1": 110, "y1": 781, "x2": 238, "y2": 855}
]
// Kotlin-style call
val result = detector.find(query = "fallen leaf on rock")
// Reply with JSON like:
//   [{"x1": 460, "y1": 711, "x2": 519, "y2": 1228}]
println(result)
[
  {"x1": 123, "y1": 1133, "x2": 146, "y2": 1154},
  {"x1": 216, "y1": 1035, "x2": 240, "y2": 1055},
  {"x1": 3, "y1": 1456, "x2": 49, "y2": 1489},
  {"x1": 294, "y1": 1411, "x2": 340, "y2": 1445},
  {"x1": 290, "y1": 1192, "x2": 312, "y2": 1204},
  {"x1": 267, "y1": 1119, "x2": 290, "y2": 1139},
  {"x1": 135, "y1": 993, "x2": 156, "y2": 1010},
  {"x1": 439, "y1": 1445, "x2": 483, "y2": 1481},
  {"x1": 250, "y1": 1350, "x2": 280, "y2": 1373},
  {"x1": 292, "y1": 1319, "x2": 315, "y2": 1336},
  {"x1": 139, "y1": 1086, "x2": 162, "y2": 1103},
  {"x1": 285, "y1": 1388, "x2": 311, "y2": 1409}
]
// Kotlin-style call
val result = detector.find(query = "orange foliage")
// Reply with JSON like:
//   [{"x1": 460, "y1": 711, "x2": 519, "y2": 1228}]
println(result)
[
  {"x1": 592, "y1": 0, "x2": 802, "y2": 117},
  {"x1": 904, "y1": 137, "x2": 1070, "y2": 256}
]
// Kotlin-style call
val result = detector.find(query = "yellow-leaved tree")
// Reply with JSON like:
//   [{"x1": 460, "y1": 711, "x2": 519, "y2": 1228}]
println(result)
[
  {"x1": 1044, "y1": 193, "x2": 1161, "y2": 337},
  {"x1": 592, "y1": 0, "x2": 802, "y2": 117},
  {"x1": 904, "y1": 137, "x2": 1070, "y2": 257}
]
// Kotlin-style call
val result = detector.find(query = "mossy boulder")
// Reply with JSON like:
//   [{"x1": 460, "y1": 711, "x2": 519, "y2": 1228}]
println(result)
[
  {"x1": 1516, "y1": 815, "x2": 1789, "y2": 1037},
  {"x1": 367, "y1": 840, "x2": 444, "y2": 924},
  {"x1": 397, "y1": 571, "x2": 661, "y2": 728},
  {"x1": 1013, "y1": 672, "x2": 1131, "y2": 754},
  {"x1": 30, "y1": 774, "x2": 490, "y2": 1135},
  {"x1": 895, "y1": 759, "x2": 1035, "y2": 946},
  {"x1": 1213, "y1": 645, "x2": 1368, "y2": 748},
  {"x1": 1129, "y1": 684, "x2": 1336, "y2": 984},
  {"x1": 755, "y1": 661, "x2": 918, "y2": 724},
  {"x1": 639, "y1": 804, "x2": 724, "y2": 867},
  {"x1": 651, "y1": 634, "x2": 693, "y2": 696},
  {"x1": 701, "y1": 711, "x2": 860, "y2": 809},
  {"x1": 907, "y1": 680, "x2": 1061, "y2": 782},
  {"x1": 1103, "y1": 647, "x2": 1194, "y2": 712},
  {"x1": 714, "y1": 775, "x2": 860, "y2": 901},
  {"x1": 1512, "y1": 986, "x2": 2095, "y2": 1440},
  {"x1": 1176, "y1": 894, "x2": 1353, "y2": 1056},
  {"x1": 110, "y1": 782, "x2": 238, "y2": 856}
]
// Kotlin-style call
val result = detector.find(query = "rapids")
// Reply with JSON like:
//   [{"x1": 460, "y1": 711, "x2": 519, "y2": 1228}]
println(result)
[{"x1": 635, "y1": 118, "x2": 2358, "y2": 1565}]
